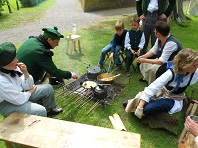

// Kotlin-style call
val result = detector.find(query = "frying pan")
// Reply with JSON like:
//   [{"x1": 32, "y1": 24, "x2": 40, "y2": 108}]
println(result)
[{"x1": 97, "y1": 73, "x2": 121, "y2": 84}]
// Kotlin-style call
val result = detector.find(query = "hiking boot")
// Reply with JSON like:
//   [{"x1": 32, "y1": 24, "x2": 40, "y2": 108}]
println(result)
[
  {"x1": 139, "y1": 78, "x2": 147, "y2": 82},
  {"x1": 122, "y1": 102, "x2": 127, "y2": 108},
  {"x1": 126, "y1": 70, "x2": 130, "y2": 77}
]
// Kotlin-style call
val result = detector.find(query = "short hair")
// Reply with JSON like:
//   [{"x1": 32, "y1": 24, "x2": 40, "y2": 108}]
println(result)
[
  {"x1": 173, "y1": 48, "x2": 198, "y2": 75},
  {"x1": 155, "y1": 21, "x2": 170, "y2": 36},
  {"x1": 115, "y1": 20, "x2": 124, "y2": 30},
  {"x1": 130, "y1": 15, "x2": 140, "y2": 24}
]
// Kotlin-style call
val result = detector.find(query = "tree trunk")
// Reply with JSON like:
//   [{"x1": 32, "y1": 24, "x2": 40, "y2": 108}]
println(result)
[{"x1": 171, "y1": 0, "x2": 190, "y2": 22}]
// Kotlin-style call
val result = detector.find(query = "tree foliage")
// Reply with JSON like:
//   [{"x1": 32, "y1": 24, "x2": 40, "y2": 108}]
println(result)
[
  {"x1": 0, "y1": 0, "x2": 6, "y2": 16},
  {"x1": 19, "y1": 0, "x2": 45, "y2": 7}
]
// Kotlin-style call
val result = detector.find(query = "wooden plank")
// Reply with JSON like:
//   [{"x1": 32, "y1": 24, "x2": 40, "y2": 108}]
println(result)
[
  {"x1": 109, "y1": 116, "x2": 120, "y2": 130},
  {"x1": 113, "y1": 113, "x2": 126, "y2": 131},
  {"x1": 0, "y1": 112, "x2": 140, "y2": 148}
]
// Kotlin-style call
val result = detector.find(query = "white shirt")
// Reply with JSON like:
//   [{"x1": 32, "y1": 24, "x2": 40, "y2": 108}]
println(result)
[
  {"x1": 150, "y1": 36, "x2": 178, "y2": 63},
  {"x1": 140, "y1": 69, "x2": 198, "y2": 114},
  {"x1": 0, "y1": 67, "x2": 34, "y2": 105},
  {"x1": 125, "y1": 30, "x2": 145, "y2": 50},
  {"x1": 147, "y1": 0, "x2": 158, "y2": 12}
]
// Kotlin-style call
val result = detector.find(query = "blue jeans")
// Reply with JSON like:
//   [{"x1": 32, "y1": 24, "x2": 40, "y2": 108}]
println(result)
[
  {"x1": 0, "y1": 84, "x2": 56, "y2": 117},
  {"x1": 99, "y1": 43, "x2": 123, "y2": 66},
  {"x1": 143, "y1": 98, "x2": 175, "y2": 116}
]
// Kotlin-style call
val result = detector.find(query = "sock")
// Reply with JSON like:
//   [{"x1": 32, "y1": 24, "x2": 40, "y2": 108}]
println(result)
[{"x1": 134, "y1": 107, "x2": 144, "y2": 119}]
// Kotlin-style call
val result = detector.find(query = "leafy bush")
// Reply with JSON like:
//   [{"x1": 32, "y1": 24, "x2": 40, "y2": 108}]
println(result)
[
  {"x1": 19, "y1": 0, "x2": 45, "y2": 7},
  {"x1": 0, "y1": 0, "x2": 5, "y2": 15}
]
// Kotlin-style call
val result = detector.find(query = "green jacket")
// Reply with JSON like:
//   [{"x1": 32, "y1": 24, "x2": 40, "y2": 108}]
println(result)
[
  {"x1": 17, "y1": 36, "x2": 72, "y2": 83},
  {"x1": 136, "y1": 0, "x2": 176, "y2": 17}
]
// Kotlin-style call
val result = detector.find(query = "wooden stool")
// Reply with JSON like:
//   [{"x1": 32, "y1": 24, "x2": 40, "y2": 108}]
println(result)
[
  {"x1": 66, "y1": 35, "x2": 81, "y2": 54},
  {"x1": 104, "y1": 51, "x2": 125, "y2": 68}
]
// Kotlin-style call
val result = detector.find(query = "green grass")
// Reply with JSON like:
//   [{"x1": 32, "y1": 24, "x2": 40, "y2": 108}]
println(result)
[
  {"x1": 52, "y1": 16, "x2": 198, "y2": 148},
  {"x1": 0, "y1": 2, "x2": 198, "y2": 148},
  {"x1": 0, "y1": 0, "x2": 56, "y2": 30}
]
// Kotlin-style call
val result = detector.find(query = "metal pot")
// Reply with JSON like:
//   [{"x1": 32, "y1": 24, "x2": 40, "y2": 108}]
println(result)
[
  {"x1": 91, "y1": 85, "x2": 107, "y2": 100},
  {"x1": 87, "y1": 66, "x2": 102, "y2": 80}
]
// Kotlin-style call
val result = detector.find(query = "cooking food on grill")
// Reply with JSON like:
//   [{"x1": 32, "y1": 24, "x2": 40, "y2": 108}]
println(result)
[
  {"x1": 98, "y1": 73, "x2": 121, "y2": 81},
  {"x1": 82, "y1": 81, "x2": 97, "y2": 89}
]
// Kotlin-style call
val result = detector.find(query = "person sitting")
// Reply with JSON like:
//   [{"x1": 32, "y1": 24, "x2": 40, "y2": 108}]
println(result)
[
  {"x1": 0, "y1": 42, "x2": 62, "y2": 117},
  {"x1": 123, "y1": 48, "x2": 198, "y2": 119},
  {"x1": 137, "y1": 21, "x2": 182, "y2": 84},
  {"x1": 124, "y1": 15, "x2": 145, "y2": 76},
  {"x1": 98, "y1": 20, "x2": 127, "y2": 70},
  {"x1": 16, "y1": 26, "x2": 78, "y2": 84}
]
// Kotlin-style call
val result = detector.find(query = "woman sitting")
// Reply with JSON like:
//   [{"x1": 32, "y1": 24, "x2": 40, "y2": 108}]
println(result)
[{"x1": 124, "y1": 48, "x2": 198, "y2": 119}]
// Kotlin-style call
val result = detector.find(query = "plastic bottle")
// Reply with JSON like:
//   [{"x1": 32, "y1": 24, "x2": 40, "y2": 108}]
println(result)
[{"x1": 72, "y1": 23, "x2": 76, "y2": 35}]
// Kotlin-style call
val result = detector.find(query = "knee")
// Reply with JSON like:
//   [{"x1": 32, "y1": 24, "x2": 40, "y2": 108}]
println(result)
[
  {"x1": 46, "y1": 84, "x2": 54, "y2": 91},
  {"x1": 101, "y1": 49, "x2": 108, "y2": 56},
  {"x1": 36, "y1": 106, "x2": 47, "y2": 117},
  {"x1": 43, "y1": 84, "x2": 54, "y2": 95}
]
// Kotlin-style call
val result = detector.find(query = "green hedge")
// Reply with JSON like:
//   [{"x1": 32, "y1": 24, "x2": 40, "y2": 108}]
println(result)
[
  {"x1": 19, "y1": 0, "x2": 45, "y2": 7},
  {"x1": 0, "y1": 0, "x2": 5, "y2": 15}
]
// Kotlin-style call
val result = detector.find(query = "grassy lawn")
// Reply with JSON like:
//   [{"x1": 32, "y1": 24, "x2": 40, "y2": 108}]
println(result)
[
  {"x1": 0, "y1": 0, "x2": 56, "y2": 31},
  {"x1": 0, "y1": 1, "x2": 198, "y2": 148}
]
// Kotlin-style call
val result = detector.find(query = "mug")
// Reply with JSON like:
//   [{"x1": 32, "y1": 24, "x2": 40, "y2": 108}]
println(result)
[{"x1": 190, "y1": 115, "x2": 198, "y2": 122}]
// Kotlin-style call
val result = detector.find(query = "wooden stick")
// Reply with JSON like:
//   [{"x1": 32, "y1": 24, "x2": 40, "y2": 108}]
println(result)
[
  {"x1": 113, "y1": 113, "x2": 126, "y2": 131},
  {"x1": 186, "y1": 103, "x2": 193, "y2": 117},
  {"x1": 109, "y1": 116, "x2": 120, "y2": 130}
]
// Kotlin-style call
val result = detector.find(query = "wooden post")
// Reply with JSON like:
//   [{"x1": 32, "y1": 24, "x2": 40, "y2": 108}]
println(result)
[{"x1": 6, "y1": 0, "x2": 12, "y2": 13}]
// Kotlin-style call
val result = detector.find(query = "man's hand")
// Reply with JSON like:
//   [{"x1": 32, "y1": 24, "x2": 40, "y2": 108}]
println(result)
[
  {"x1": 28, "y1": 85, "x2": 37, "y2": 94},
  {"x1": 158, "y1": 13, "x2": 167, "y2": 20},
  {"x1": 71, "y1": 73, "x2": 78, "y2": 79},
  {"x1": 17, "y1": 62, "x2": 29, "y2": 78},
  {"x1": 140, "y1": 14, "x2": 145, "y2": 20},
  {"x1": 185, "y1": 116, "x2": 198, "y2": 137},
  {"x1": 137, "y1": 57, "x2": 146, "y2": 63}
]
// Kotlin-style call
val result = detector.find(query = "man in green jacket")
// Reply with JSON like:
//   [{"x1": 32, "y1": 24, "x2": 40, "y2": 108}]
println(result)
[
  {"x1": 17, "y1": 26, "x2": 78, "y2": 84},
  {"x1": 136, "y1": 0, "x2": 176, "y2": 54}
]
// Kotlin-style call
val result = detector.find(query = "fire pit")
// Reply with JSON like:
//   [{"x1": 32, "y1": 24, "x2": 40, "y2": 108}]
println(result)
[{"x1": 54, "y1": 73, "x2": 130, "y2": 114}]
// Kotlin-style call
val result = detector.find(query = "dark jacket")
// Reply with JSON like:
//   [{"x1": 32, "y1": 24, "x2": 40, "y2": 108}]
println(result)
[
  {"x1": 136, "y1": 0, "x2": 176, "y2": 17},
  {"x1": 110, "y1": 29, "x2": 128, "y2": 52},
  {"x1": 17, "y1": 35, "x2": 72, "y2": 83}
]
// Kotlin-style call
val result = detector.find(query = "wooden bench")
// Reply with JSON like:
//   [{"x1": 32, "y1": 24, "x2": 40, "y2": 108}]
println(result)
[{"x1": 0, "y1": 112, "x2": 141, "y2": 148}]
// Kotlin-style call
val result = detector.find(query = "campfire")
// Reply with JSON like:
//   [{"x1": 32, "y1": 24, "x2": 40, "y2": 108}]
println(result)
[{"x1": 54, "y1": 69, "x2": 130, "y2": 114}]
